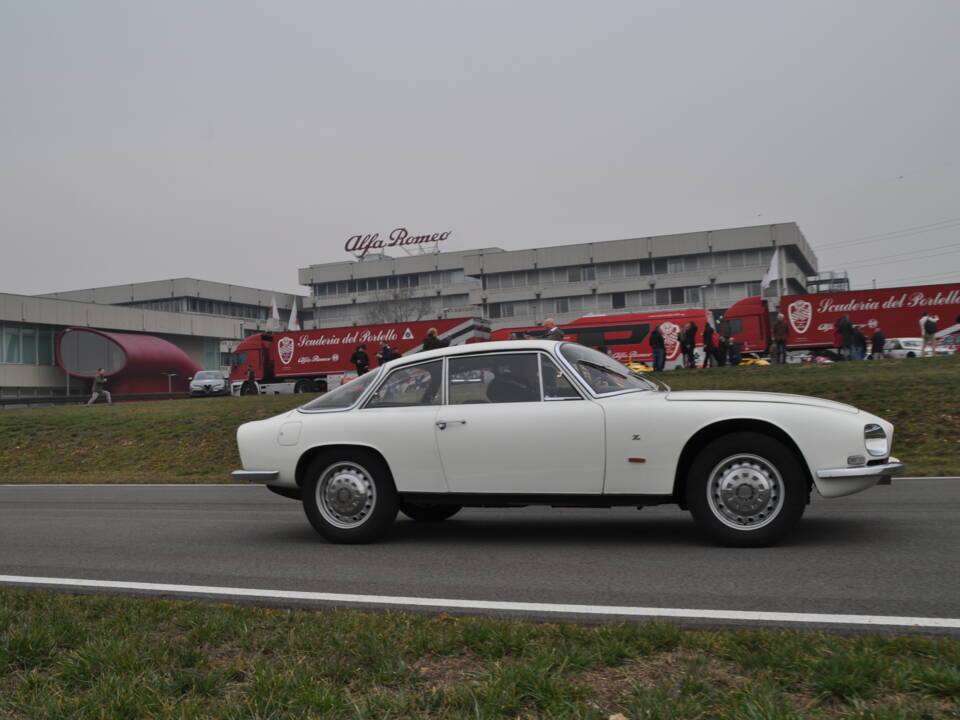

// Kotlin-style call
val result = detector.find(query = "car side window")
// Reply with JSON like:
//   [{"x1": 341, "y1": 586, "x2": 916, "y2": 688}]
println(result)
[
  {"x1": 448, "y1": 353, "x2": 541, "y2": 404},
  {"x1": 365, "y1": 361, "x2": 442, "y2": 408},
  {"x1": 540, "y1": 355, "x2": 582, "y2": 400}
]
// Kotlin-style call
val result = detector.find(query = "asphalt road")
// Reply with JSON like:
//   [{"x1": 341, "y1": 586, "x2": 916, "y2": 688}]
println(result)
[{"x1": 1, "y1": 479, "x2": 958, "y2": 633}]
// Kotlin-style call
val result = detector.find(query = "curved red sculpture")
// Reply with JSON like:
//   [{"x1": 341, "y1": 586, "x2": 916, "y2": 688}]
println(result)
[{"x1": 56, "y1": 327, "x2": 202, "y2": 395}]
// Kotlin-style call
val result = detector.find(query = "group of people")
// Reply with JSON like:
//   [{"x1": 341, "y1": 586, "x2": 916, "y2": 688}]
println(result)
[
  {"x1": 647, "y1": 321, "x2": 743, "y2": 371},
  {"x1": 349, "y1": 340, "x2": 403, "y2": 376},
  {"x1": 832, "y1": 314, "x2": 884, "y2": 361},
  {"x1": 350, "y1": 326, "x2": 461, "y2": 375}
]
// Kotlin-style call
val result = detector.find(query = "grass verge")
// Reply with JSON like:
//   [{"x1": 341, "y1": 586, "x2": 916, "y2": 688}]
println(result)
[
  {"x1": 2, "y1": 589, "x2": 959, "y2": 719},
  {"x1": 1, "y1": 355, "x2": 957, "y2": 483}
]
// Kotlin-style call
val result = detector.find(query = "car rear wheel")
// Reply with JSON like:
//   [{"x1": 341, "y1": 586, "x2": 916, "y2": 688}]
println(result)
[
  {"x1": 686, "y1": 432, "x2": 807, "y2": 547},
  {"x1": 398, "y1": 500, "x2": 461, "y2": 523},
  {"x1": 302, "y1": 451, "x2": 398, "y2": 543}
]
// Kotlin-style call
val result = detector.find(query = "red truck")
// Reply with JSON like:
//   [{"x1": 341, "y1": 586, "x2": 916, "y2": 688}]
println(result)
[
  {"x1": 491, "y1": 308, "x2": 721, "y2": 369},
  {"x1": 490, "y1": 281, "x2": 960, "y2": 369},
  {"x1": 773, "y1": 282, "x2": 960, "y2": 353},
  {"x1": 230, "y1": 317, "x2": 489, "y2": 395}
]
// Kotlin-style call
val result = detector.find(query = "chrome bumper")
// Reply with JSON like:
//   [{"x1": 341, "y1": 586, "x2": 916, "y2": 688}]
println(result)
[
  {"x1": 816, "y1": 457, "x2": 904, "y2": 484},
  {"x1": 232, "y1": 470, "x2": 279, "y2": 484}
]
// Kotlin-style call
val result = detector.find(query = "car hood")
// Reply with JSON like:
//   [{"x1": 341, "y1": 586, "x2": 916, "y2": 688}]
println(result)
[{"x1": 664, "y1": 390, "x2": 859, "y2": 414}]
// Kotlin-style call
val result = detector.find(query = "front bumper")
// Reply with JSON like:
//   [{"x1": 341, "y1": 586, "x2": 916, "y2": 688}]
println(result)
[
  {"x1": 232, "y1": 470, "x2": 279, "y2": 484},
  {"x1": 816, "y1": 457, "x2": 905, "y2": 485}
]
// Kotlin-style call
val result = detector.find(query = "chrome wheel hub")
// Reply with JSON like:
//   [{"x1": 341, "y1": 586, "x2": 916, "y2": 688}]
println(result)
[
  {"x1": 707, "y1": 454, "x2": 784, "y2": 530},
  {"x1": 317, "y1": 462, "x2": 376, "y2": 529}
]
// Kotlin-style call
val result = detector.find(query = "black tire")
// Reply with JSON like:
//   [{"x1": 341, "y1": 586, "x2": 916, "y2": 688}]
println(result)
[
  {"x1": 240, "y1": 381, "x2": 258, "y2": 396},
  {"x1": 398, "y1": 499, "x2": 462, "y2": 523},
  {"x1": 302, "y1": 450, "x2": 398, "y2": 543},
  {"x1": 685, "y1": 432, "x2": 807, "y2": 547},
  {"x1": 294, "y1": 380, "x2": 308, "y2": 394},
  {"x1": 906, "y1": 352, "x2": 916, "y2": 358}
]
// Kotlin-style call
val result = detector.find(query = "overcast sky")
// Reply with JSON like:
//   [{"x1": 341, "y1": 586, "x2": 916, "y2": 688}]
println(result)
[{"x1": 1, "y1": 0, "x2": 957, "y2": 298}]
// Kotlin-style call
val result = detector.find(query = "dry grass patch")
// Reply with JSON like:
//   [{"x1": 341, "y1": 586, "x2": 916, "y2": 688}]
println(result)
[
  {"x1": 576, "y1": 650, "x2": 743, "y2": 709},
  {"x1": 411, "y1": 654, "x2": 485, "y2": 692}
]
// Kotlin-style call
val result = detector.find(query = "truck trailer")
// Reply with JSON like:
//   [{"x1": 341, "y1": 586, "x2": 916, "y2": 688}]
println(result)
[{"x1": 230, "y1": 317, "x2": 489, "y2": 395}]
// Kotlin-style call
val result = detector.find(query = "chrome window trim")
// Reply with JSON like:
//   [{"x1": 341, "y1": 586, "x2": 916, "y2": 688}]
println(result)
[
  {"x1": 296, "y1": 367, "x2": 383, "y2": 415},
  {"x1": 445, "y1": 349, "x2": 570, "y2": 405},
  {"x1": 360, "y1": 358, "x2": 444, "y2": 410},
  {"x1": 539, "y1": 352, "x2": 586, "y2": 402},
  {"x1": 554, "y1": 342, "x2": 655, "y2": 399}
]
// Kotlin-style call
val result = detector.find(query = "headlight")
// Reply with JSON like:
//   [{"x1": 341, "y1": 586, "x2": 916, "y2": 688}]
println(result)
[{"x1": 864, "y1": 423, "x2": 888, "y2": 457}]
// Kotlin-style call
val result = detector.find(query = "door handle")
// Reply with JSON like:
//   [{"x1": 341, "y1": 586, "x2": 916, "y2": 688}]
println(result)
[{"x1": 436, "y1": 419, "x2": 467, "y2": 430}]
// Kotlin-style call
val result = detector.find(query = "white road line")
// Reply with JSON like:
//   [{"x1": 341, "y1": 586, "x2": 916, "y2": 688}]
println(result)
[{"x1": 1, "y1": 575, "x2": 958, "y2": 629}]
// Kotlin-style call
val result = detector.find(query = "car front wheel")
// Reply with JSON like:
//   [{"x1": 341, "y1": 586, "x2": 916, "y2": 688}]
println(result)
[
  {"x1": 302, "y1": 451, "x2": 398, "y2": 543},
  {"x1": 686, "y1": 432, "x2": 807, "y2": 547}
]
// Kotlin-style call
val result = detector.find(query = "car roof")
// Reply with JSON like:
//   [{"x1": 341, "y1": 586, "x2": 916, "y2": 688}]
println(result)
[{"x1": 387, "y1": 339, "x2": 563, "y2": 367}]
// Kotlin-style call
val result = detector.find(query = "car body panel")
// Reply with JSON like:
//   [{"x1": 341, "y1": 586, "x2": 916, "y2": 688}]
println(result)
[{"x1": 235, "y1": 340, "x2": 899, "y2": 505}]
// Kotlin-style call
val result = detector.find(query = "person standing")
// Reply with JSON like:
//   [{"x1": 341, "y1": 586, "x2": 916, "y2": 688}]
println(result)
[
  {"x1": 422, "y1": 328, "x2": 448, "y2": 351},
  {"x1": 920, "y1": 312, "x2": 939, "y2": 357},
  {"x1": 716, "y1": 334, "x2": 728, "y2": 366},
  {"x1": 542, "y1": 318, "x2": 564, "y2": 341},
  {"x1": 649, "y1": 325, "x2": 666, "y2": 372},
  {"x1": 870, "y1": 328, "x2": 886, "y2": 359},
  {"x1": 771, "y1": 313, "x2": 789, "y2": 364},
  {"x1": 350, "y1": 344, "x2": 370, "y2": 375},
  {"x1": 377, "y1": 342, "x2": 400, "y2": 366},
  {"x1": 701, "y1": 323, "x2": 717, "y2": 368},
  {"x1": 836, "y1": 315, "x2": 854, "y2": 360},
  {"x1": 681, "y1": 322, "x2": 697, "y2": 369},
  {"x1": 85, "y1": 368, "x2": 112, "y2": 406},
  {"x1": 853, "y1": 326, "x2": 867, "y2": 361}
]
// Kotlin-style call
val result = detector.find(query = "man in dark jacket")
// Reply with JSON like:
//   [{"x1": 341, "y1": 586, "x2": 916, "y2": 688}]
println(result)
[
  {"x1": 350, "y1": 344, "x2": 370, "y2": 375},
  {"x1": 422, "y1": 328, "x2": 448, "y2": 351},
  {"x1": 682, "y1": 322, "x2": 697, "y2": 369},
  {"x1": 836, "y1": 315, "x2": 854, "y2": 360},
  {"x1": 650, "y1": 325, "x2": 665, "y2": 372},
  {"x1": 870, "y1": 329, "x2": 886, "y2": 359},
  {"x1": 702, "y1": 323, "x2": 717, "y2": 368},
  {"x1": 377, "y1": 342, "x2": 401, "y2": 366}
]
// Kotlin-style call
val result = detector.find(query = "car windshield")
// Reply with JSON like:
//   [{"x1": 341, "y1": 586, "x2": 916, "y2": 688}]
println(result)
[
  {"x1": 559, "y1": 343, "x2": 655, "y2": 394},
  {"x1": 195, "y1": 371, "x2": 222, "y2": 379},
  {"x1": 300, "y1": 369, "x2": 380, "y2": 411}
]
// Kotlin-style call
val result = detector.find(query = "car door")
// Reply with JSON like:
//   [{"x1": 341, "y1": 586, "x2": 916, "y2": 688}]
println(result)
[
  {"x1": 358, "y1": 359, "x2": 447, "y2": 493},
  {"x1": 435, "y1": 351, "x2": 605, "y2": 494}
]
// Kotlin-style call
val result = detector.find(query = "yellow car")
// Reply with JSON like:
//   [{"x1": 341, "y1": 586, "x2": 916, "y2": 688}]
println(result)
[
  {"x1": 738, "y1": 357, "x2": 770, "y2": 367},
  {"x1": 624, "y1": 358, "x2": 654, "y2": 373}
]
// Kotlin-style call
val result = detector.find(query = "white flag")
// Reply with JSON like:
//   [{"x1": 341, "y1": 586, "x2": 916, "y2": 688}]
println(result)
[
  {"x1": 266, "y1": 295, "x2": 281, "y2": 331},
  {"x1": 287, "y1": 299, "x2": 301, "y2": 331},
  {"x1": 761, "y1": 248, "x2": 780, "y2": 290}
]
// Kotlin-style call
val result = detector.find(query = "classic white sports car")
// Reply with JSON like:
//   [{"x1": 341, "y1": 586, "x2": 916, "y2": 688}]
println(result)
[{"x1": 234, "y1": 340, "x2": 903, "y2": 546}]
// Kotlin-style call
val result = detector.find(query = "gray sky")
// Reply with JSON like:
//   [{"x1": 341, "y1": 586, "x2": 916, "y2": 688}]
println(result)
[{"x1": 2, "y1": 0, "x2": 957, "y2": 298}]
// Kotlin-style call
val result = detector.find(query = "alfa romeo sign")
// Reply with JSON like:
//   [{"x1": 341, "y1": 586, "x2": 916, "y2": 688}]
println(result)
[{"x1": 345, "y1": 227, "x2": 452, "y2": 258}]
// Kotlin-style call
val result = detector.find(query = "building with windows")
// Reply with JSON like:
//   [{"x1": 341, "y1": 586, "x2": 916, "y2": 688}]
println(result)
[
  {"x1": 0, "y1": 291, "x2": 243, "y2": 401},
  {"x1": 300, "y1": 222, "x2": 816, "y2": 330},
  {"x1": 3, "y1": 221, "x2": 818, "y2": 399},
  {"x1": 40, "y1": 278, "x2": 308, "y2": 334}
]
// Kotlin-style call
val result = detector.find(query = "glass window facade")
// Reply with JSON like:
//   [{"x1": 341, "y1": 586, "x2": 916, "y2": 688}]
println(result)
[{"x1": 0, "y1": 324, "x2": 58, "y2": 366}]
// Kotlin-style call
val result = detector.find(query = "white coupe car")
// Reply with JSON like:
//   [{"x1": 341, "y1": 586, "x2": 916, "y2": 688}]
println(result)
[{"x1": 234, "y1": 340, "x2": 903, "y2": 547}]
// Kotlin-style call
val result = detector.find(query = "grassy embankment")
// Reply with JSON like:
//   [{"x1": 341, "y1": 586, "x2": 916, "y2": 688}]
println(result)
[
  {"x1": 1, "y1": 355, "x2": 958, "y2": 483},
  {"x1": 2, "y1": 590, "x2": 959, "y2": 719},
  {"x1": 1, "y1": 355, "x2": 957, "y2": 483}
]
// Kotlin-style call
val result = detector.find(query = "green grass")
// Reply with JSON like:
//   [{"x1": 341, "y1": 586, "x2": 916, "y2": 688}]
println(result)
[
  {"x1": 1, "y1": 589, "x2": 958, "y2": 719},
  {"x1": 0, "y1": 355, "x2": 957, "y2": 483}
]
